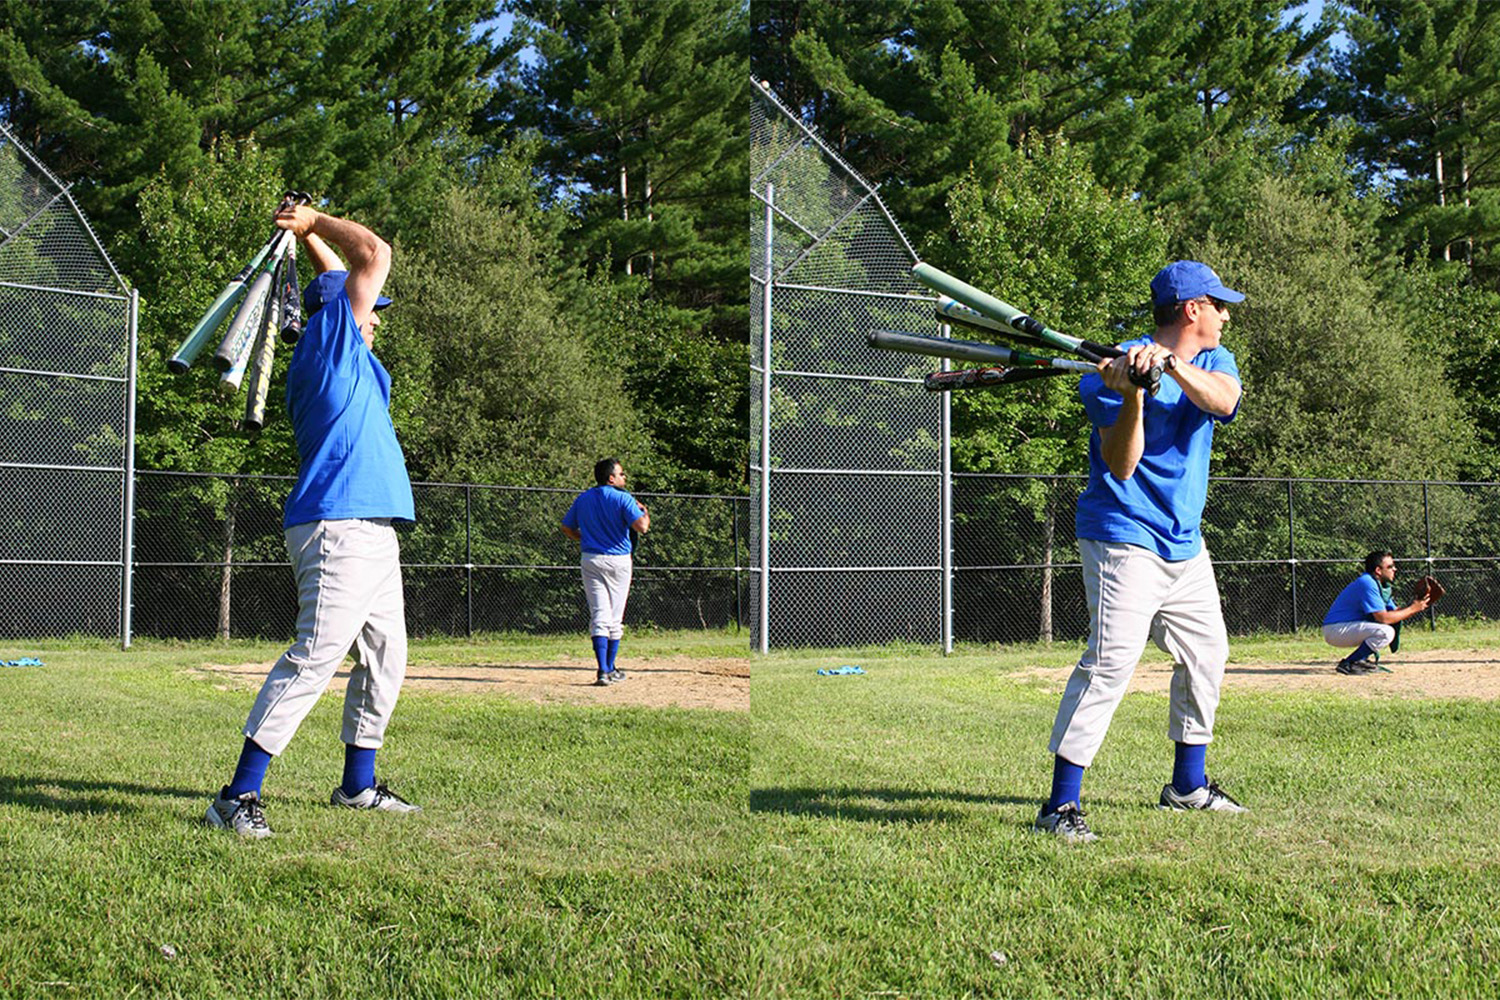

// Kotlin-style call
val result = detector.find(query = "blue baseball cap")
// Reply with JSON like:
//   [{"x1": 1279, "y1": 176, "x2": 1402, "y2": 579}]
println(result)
[
  {"x1": 302, "y1": 270, "x2": 393, "y2": 317},
  {"x1": 1150, "y1": 261, "x2": 1245, "y2": 309}
]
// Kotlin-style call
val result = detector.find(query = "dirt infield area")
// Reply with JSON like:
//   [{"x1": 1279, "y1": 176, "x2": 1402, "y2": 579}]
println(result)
[
  {"x1": 1014, "y1": 647, "x2": 1500, "y2": 700},
  {"x1": 196, "y1": 653, "x2": 750, "y2": 712}
]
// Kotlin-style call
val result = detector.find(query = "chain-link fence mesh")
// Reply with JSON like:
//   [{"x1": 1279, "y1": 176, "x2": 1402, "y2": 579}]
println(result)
[
  {"x1": 129, "y1": 471, "x2": 748, "y2": 641},
  {"x1": 0, "y1": 121, "x2": 134, "y2": 640},
  {"x1": 751, "y1": 79, "x2": 948, "y2": 649},
  {"x1": 954, "y1": 475, "x2": 1500, "y2": 644}
]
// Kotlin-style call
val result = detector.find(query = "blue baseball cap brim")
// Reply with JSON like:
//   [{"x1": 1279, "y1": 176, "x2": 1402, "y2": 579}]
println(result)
[
  {"x1": 1150, "y1": 261, "x2": 1244, "y2": 309},
  {"x1": 302, "y1": 270, "x2": 393, "y2": 317}
]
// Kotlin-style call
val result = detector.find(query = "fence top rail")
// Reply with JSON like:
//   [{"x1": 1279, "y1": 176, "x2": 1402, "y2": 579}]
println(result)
[
  {"x1": 952, "y1": 471, "x2": 1500, "y2": 488},
  {"x1": 134, "y1": 468, "x2": 749, "y2": 501}
]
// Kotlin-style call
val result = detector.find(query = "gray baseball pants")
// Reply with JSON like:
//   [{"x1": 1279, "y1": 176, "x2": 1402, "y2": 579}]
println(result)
[
  {"x1": 581, "y1": 552, "x2": 632, "y2": 639},
  {"x1": 1049, "y1": 538, "x2": 1230, "y2": 768},
  {"x1": 243, "y1": 518, "x2": 408, "y2": 756},
  {"x1": 1321, "y1": 620, "x2": 1395, "y2": 651}
]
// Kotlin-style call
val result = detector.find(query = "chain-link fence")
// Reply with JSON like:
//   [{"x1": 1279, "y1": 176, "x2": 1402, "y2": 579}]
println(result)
[
  {"x1": 0, "y1": 121, "x2": 138, "y2": 640},
  {"x1": 749, "y1": 83, "x2": 1500, "y2": 651},
  {"x1": 956, "y1": 475, "x2": 1500, "y2": 644},
  {"x1": 129, "y1": 471, "x2": 749, "y2": 640},
  {"x1": 751, "y1": 79, "x2": 952, "y2": 651}
]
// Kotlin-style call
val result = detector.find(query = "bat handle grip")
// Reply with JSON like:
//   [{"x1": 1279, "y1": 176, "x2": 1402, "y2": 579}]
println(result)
[{"x1": 1126, "y1": 354, "x2": 1176, "y2": 396}]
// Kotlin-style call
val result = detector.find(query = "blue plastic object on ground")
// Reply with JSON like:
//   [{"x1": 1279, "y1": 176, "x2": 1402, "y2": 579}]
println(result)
[
  {"x1": 2, "y1": 657, "x2": 43, "y2": 667},
  {"x1": 817, "y1": 664, "x2": 866, "y2": 676}
]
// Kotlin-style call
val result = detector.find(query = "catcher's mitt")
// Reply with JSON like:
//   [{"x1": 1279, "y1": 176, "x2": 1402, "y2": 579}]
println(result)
[{"x1": 1414, "y1": 574, "x2": 1445, "y2": 603}]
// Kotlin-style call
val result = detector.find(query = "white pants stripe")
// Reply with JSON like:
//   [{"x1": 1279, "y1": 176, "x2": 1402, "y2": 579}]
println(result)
[
  {"x1": 243, "y1": 518, "x2": 408, "y2": 756},
  {"x1": 1322, "y1": 620, "x2": 1395, "y2": 651},
  {"x1": 581, "y1": 552, "x2": 632, "y2": 639},
  {"x1": 1049, "y1": 539, "x2": 1230, "y2": 767}
]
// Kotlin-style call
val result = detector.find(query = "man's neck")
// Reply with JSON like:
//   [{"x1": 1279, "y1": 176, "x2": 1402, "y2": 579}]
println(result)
[{"x1": 1152, "y1": 326, "x2": 1207, "y2": 357}]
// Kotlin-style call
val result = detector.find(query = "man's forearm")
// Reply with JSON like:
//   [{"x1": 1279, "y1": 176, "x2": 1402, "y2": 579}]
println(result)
[
  {"x1": 309, "y1": 212, "x2": 387, "y2": 270},
  {"x1": 1098, "y1": 395, "x2": 1145, "y2": 480},
  {"x1": 1170, "y1": 363, "x2": 1241, "y2": 417},
  {"x1": 301, "y1": 232, "x2": 343, "y2": 274}
]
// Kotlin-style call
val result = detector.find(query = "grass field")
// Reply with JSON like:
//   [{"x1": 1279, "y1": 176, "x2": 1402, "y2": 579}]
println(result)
[
  {"x1": 7, "y1": 624, "x2": 1500, "y2": 997},
  {"x1": 751, "y1": 622, "x2": 1500, "y2": 998},
  {"x1": 0, "y1": 631, "x2": 751, "y2": 999}
]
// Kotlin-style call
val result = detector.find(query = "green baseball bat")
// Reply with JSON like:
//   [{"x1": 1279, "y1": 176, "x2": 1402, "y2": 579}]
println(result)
[
  {"x1": 168, "y1": 229, "x2": 279, "y2": 373},
  {"x1": 914, "y1": 263, "x2": 1166, "y2": 393}
]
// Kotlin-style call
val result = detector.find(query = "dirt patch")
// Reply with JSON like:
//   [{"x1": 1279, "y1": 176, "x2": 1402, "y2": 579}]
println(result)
[
  {"x1": 194, "y1": 654, "x2": 749, "y2": 712},
  {"x1": 1011, "y1": 648, "x2": 1500, "y2": 700}
]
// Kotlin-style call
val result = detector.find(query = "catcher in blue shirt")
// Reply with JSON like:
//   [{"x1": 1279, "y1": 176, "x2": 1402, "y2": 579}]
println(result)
[
  {"x1": 561, "y1": 458, "x2": 650, "y2": 686},
  {"x1": 1322, "y1": 550, "x2": 1431, "y2": 675}
]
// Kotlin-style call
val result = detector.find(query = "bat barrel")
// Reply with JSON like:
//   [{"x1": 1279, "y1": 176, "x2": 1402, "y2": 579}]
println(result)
[{"x1": 868, "y1": 329, "x2": 1021, "y2": 367}]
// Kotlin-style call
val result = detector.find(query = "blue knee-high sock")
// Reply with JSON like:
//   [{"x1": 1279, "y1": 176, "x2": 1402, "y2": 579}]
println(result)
[
  {"x1": 226, "y1": 738, "x2": 273, "y2": 798},
  {"x1": 607, "y1": 638, "x2": 620, "y2": 671},
  {"x1": 592, "y1": 635, "x2": 610, "y2": 672},
  {"x1": 1343, "y1": 640, "x2": 1376, "y2": 663},
  {"x1": 1173, "y1": 742, "x2": 1207, "y2": 795},
  {"x1": 343, "y1": 745, "x2": 377, "y2": 796},
  {"x1": 1046, "y1": 756, "x2": 1085, "y2": 813}
]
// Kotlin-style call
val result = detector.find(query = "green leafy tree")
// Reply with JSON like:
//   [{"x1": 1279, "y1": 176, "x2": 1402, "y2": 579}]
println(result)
[
  {"x1": 1206, "y1": 173, "x2": 1477, "y2": 482},
  {"x1": 0, "y1": 0, "x2": 507, "y2": 244},
  {"x1": 383, "y1": 182, "x2": 648, "y2": 488},
  {"x1": 1331, "y1": 0, "x2": 1500, "y2": 285},
  {"x1": 505, "y1": 0, "x2": 748, "y2": 339}
]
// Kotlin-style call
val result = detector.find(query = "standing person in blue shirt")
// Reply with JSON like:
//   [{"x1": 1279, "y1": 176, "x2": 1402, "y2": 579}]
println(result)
[
  {"x1": 561, "y1": 458, "x2": 651, "y2": 686},
  {"x1": 1035, "y1": 261, "x2": 1249, "y2": 844},
  {"x1": 1322, "y1": 550, "x2": 1430, "y2": 675},
  {"x1": 206, "y1": 204, "x2": 420, "y2": 838}
]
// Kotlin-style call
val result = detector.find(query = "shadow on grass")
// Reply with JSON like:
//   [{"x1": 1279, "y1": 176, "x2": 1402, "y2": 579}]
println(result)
[
  {"x1": 0, "y1": 774, "x2": 201, "y2": 815},
  {"x1": 751, "y1": 785, "x2": 1038, "y2": 824}
]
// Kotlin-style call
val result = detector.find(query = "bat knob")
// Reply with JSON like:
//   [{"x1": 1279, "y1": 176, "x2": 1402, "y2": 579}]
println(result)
[{"x1": 1128, "y1": 363, "x2": 1163, "y2": 396}]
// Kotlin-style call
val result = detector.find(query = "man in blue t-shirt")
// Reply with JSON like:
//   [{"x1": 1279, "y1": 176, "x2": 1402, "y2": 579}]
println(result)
[
  {"x1": 206, "y1": 205, "x2": 419, "y2": 838},
  {"x1": 561, "y1": 457, "x2": 650, "y2": 686},
  {"x1": 1036, "y1": 261, "x2": 1249, "y2": 844},
  {"x1": 1322, "y1": 550, "x2": 1431, "y2": 675}
]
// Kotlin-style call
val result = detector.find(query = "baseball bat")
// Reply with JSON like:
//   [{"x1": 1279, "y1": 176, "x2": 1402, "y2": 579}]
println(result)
[
  {"x1": 869, "y1": 328, "x2": 1096, "y2": 371},
  {"x1": 914, "y1": 263, "x2": 1167, "y2": 394},
  {"x1": 279, "y1": 240, "x2": 304, "y2": 344},
  {"x1": 243, "y1": 295, "x2": 280, "y2": 430},
  {"x1": 936, "y1": 297, "x2": 1128, "y2": 362},
  {"x1": 213, "y1": 230, "x2": 293, "y2": 372},
  {"x1": 923, "y1": 366, "x2": 1074, "y2": 391},
  {"x1": 167, "y1": 228, "x2": 281, "y2": 373},
  {"x1": 218, "y1": 262, "x2": 277, "y2": 396}
]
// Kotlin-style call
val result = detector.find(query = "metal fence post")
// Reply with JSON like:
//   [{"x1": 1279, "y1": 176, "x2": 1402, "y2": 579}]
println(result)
[
  {"x1": 465, "y1": 484, "x2": 474, "y2": 637},
  {"x1": 940, "y1": 322, "x2": 953, "y2": 655},
  {"x1": 1286, "y1": 478, "x2": 1297, "y2": 631},
  {"x1": 732, "y1": 496, "x2": 742, "y2": 633},
  {"x1": 120, "y1": 288, "x2": 139, "y2": 649},
  {"x1": 1424, "y1": 480, "x2": 1435, "y2": 630},
  {"x1": 758, "y1": 184, "x2": 774, "y2": 654}
]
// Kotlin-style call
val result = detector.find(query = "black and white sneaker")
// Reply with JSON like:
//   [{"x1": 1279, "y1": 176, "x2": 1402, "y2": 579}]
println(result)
[
  {"x1": 1159, "y1": 779, "x2": 1247, "y2": 813},
  {"x1": 205, "y1": 787, "x2": 273, "y2": 838},
  {"x1": 595, "y1": 669, "x2": 627, "y2": 686},
  {"x1": 1033, "y1": 802, "x2": 1098, "y2": 843},
  {"x1": 330, "y1": 782, "x2": 422, "y2": 813},
  {"x1": 1336, "y1": 657, "x2": 1379, "y2": 676}
]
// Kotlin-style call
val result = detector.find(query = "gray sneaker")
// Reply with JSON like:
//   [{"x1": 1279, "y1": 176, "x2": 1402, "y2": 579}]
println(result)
[
  {"x1": 1159, "y1": 779, "x2": 1247, "y2": 813},
  {"x1": 1033, "y1": 802, "x2": 1098, "y2": 843},
  {"x1": 595, "y1": 669, "x2": 627, "y2": 686},
  {"x1": 330, "y1": 782, "x2": 422, "y2": 813},
  {"x1": 205, "y1": 787, "x2": 273, "y2": 838}
]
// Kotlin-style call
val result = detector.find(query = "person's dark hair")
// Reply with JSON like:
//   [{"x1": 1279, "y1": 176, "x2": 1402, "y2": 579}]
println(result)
[
  {"x1": 1364, "y1": 549, "x2": 1392, "y2": 575},
  {"x1": 593, "y1": 457, "x2": 621, "y2": 487},
  {"x1": 1152, "y1": 300, "x2": 1182, "y2": 327}
]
